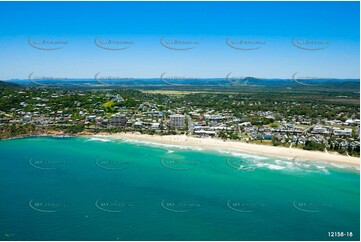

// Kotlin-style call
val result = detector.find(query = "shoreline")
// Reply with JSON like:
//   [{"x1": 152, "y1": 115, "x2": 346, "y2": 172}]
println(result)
[
  {"x1": 2, "y1": 132, "x2": 359, "y2": 167},
  {"x1": 94, "y1": 132, "x2": 360, "y2": 167}
]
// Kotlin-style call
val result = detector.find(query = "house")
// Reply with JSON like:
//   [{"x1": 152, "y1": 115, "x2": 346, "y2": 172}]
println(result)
[
  {"x1": 239, "y1": 122, "x2": 252, "y2": 127},
  {"x1": 151, "y1": 123, "x2": 160, "y2": 129}
]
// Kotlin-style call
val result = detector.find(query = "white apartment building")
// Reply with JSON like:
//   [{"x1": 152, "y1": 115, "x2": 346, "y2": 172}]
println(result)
[{"x1": 169, "y1": 114, "x2": 185, "y2": 129}]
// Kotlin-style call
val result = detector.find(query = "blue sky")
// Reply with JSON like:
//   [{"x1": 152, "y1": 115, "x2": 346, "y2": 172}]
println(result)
[{"x1": 0, "y1": 1, "x2": 359, "y2": 79}]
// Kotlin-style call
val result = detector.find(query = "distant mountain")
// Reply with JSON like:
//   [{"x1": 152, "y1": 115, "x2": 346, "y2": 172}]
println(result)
[
  {"x1": 316, "y1": 81, "x2": 360, "y2": 89},
  {"x1": 0, "y1": 80, "x2": 22, "y2": 89},
  {"x1": 4, "y1": 78, "x2": 360, "y2": 88}
]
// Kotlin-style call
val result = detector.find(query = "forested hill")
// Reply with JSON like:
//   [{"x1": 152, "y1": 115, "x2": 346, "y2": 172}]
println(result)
[{"x1": 0, "y1": 80, "x2": 22, "y2": 89}]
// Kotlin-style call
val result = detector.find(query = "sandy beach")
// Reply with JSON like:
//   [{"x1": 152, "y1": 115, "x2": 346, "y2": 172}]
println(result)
[{"x1": 94, "y1": 132, "x2": 360, "y2": 167}]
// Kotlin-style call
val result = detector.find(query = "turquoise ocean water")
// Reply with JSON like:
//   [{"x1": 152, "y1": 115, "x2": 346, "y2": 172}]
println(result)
[{"x1": 0, "y1": 136, "x2": 359, "y2": 241}]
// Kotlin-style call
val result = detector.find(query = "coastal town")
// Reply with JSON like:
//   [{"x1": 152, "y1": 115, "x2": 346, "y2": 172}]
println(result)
[
  {"x1": 0, "y1": 87, "x2": 360, "y2": 157},
  {"x1": 1, "y1": 1, "x2": 360, "y2": 241}
]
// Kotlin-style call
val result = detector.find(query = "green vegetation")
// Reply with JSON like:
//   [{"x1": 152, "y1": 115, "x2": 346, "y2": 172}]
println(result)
[{"x1": 303, "y1": 140, "x2": 326, "y2": 151}]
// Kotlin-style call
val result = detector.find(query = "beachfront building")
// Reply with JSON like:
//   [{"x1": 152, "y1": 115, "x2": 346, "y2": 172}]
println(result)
[
  {"x1": 151, "y1": 123, "x2": 160, "y2": 129},
  {"x1": 109, "y1": 113, "x2": 127, "y2": 127},
  {"x1": 169, "y1": 114, "x2": 185, "y2": 129},
  {"x1": 194, "y1": 129, "x2": 216, "y2": 136}
]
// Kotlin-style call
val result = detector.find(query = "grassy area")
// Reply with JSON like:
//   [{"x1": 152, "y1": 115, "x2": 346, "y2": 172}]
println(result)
[
  {"x1": 241, "y1": 134, "x2": 250, "y2": 139},
  {"x1": 103, "y1": 101, "x2": 114, "y2": 108}
]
